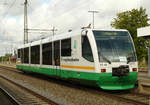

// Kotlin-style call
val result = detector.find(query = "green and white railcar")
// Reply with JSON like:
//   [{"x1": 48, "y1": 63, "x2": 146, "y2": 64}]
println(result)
[{"x1": 16, "y1": 29, "x2": 138, "y2": 90}]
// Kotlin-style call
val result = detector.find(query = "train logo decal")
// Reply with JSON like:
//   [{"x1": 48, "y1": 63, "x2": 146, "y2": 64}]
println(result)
[{"x1": 74, "y1": 40, "x2": 77, "y2": 49}]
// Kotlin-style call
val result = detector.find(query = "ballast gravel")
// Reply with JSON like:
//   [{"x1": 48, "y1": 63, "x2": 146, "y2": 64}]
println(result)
[{"x1": 0, "y1": 68, "x2": 134, "y2": 105}]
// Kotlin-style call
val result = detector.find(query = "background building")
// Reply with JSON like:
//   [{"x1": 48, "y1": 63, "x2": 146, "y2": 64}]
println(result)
[{"x1": 137, "y1": 26, "x2": 150, "y2": 76}]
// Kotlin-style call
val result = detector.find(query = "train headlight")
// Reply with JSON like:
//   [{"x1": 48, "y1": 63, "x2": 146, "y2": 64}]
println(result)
[
  {"x1": 101, "y1": 69, "x2": 106, "y2": 73},
  {"x1": 132, "y1": 68, "x2": 137, "y2": 72}
]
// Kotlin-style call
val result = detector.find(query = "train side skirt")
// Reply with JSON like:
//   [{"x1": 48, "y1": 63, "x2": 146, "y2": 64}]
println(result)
[{"x1": 17, "y1": 65, "x2": 138, "y2": 90}]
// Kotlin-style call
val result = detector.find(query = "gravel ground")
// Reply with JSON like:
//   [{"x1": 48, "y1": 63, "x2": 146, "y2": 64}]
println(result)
[
  {"x1": 0, "y1": 68, "x2": 134, "y2": 105},
  {"x1": 138, "y1": 72, "x2": 150, "y2": 95}
]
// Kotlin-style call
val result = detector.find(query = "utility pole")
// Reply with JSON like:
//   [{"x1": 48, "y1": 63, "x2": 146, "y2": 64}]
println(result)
[
  {"x1": 24, "y1": 0, "x2": 28, "y2": 44},
  {"x1": 27, "y1": 27, "x2": 58, "y2": 36},
  {"x1": 51, "y1": 27, "x2": 57, "y2": 36},
  {"x1": 23, "y1": 0, "x2": 57, "y2": 43},
  {"x1": 88, "y1": 11, "x2": 99, "y2": 29}
]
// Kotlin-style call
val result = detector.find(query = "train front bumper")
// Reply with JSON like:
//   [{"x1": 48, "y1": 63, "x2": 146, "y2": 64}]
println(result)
[{"x1": 97, "y1": 72, "x2": 138, "y2": 90}]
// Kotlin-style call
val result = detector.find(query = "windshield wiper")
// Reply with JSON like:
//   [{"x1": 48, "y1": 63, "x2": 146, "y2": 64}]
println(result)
[
  {"x1": 102, "y1": 55, "x2": 111, "y2": 64},
  {"x1": 98, "y1": 51, "x2": 111, "y2": 64}
]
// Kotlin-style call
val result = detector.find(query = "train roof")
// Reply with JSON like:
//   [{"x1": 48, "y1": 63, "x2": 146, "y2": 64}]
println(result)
[
  {"x1": 92, "y1": 28, "x2": 128, "y2": 32},
  {"x1": 18, "y1": 28, "x2": 128, "y2": 49},
  {"x1": 18, "y1": 30, "x2": 81, "y2": 49}
]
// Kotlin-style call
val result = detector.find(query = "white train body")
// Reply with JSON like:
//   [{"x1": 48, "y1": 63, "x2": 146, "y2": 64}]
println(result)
[{"x1": 17, "y1": 29, "x2": 138, "y2": 90}]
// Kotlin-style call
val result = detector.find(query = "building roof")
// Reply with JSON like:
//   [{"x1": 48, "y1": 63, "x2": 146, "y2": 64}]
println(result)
[{"x1": 137, "y1": 26, "x2": 150, "y2": 37}]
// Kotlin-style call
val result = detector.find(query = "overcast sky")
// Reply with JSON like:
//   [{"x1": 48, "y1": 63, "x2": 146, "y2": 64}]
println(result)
[{"x1": 0, "y1": 0, "x2": 149, "y2": 56}]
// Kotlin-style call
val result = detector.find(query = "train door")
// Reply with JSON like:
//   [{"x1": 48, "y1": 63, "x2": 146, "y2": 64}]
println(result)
[{"x1": 54, "y1": 41, "x2": 61, "y2": 76}]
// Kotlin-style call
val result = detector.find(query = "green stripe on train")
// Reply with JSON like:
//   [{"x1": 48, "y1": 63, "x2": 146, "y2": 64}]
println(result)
[{"x1": 17, "y1": 65, "x2": 137, "y2": 90}]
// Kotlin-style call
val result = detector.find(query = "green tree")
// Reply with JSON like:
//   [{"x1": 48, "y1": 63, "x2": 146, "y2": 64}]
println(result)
[{"x1": 111, "y1": 7, "x2": 150, "y2": 62}]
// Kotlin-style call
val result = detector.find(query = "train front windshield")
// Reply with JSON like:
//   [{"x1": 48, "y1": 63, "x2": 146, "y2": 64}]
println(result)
[{"x1": 93, "y1": 31, "x2": 136, "y2": 63}]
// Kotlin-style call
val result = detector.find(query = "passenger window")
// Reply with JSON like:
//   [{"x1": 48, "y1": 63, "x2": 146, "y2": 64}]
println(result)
[
  {"x1": 42, "y1": 42, "x2": 52, "y2": 65},
  {"x1": 21, "y1": 48, "x2": 24, "y2": 63},
  {"x1": 18, "y1": 49, "x2": 21, "y2": 58},
  {"x1": 82, "y1": 36, "x2": 94, "y2": 62},
  {"x1": 61, "y1": 38, "x2": 71, "y2": 56},
  {"x1": 31, "y1": 45, "x2": 40, "y2": 64},
  {"x1": 54, "y1": 41, "x2": 60, "y2": 66},
  {"x1": 24, "y1": 47, "x2": 29, "y2": 63}
]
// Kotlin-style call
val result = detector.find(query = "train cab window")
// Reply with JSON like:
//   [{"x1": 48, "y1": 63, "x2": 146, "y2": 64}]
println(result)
[
  {"x1": 61, "y1": 38, "x2": 71, "y2": 56},
  {"x1": 31, "y1": 45, "x2": 40, "y2": 64},
  {"x1": 17, "y1": 49, "x2": 21, "y2": 58},
  {"x1": 24, "y1": 47, "x2": 29, "y2": 63},
  {"x1": 42, "y1": 42, "x2": 52, "y2": 65},
  {"x1": 82, "y1": 36, "x2": 94, "y2": 62}
]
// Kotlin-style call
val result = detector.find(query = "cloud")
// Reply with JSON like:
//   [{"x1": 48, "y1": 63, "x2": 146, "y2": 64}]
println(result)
[
  {"x1": 141, "y1": 0, "x2": 150, "y2": 15},
  {"x1": 0, "y1": 0, "x2": 149, "y2": 56}
]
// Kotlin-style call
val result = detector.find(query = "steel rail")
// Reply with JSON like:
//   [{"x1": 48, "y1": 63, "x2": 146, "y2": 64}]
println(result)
[
  {"x1": 99, "y1": 92, "x2": 149, "y2": 105},
  {"x1": 0, "y1": 66, "x2": 58, "y2": 105},
  {"x1": 0, "y1": 87, "x2": 20, "y2": 105}
]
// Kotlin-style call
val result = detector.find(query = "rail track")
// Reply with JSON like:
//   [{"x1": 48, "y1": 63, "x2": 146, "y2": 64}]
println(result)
[
  {"x1": 0, "y1": 65, "x2": 58, "y2": 105},
  {"x1": 96, "y1": 91, "x2": 149, "y2": 105},
  {"x1": 0, "y1": 87, "x2": 20, "y2": 105},
  {"x1": 0, "y1": 65, "x2": 149, "y2": 105}
]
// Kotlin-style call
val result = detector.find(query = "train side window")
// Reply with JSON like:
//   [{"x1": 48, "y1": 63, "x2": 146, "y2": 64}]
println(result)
[
  {"x1": 21, "y1": 48, "x2": 24, "y2": 63},
  {"x1": 82, "y1": 36, "x2": 94, "y2": 62},
  {"x1": 42, "y1": 42, "x2": 52, "y2": 65},
  {"x1": 54, "y1": 41, "x2": 60, "y2": 66},
  {"x1": 31, "y1": 45, "x2": 40, "y2": 64},
  {"x1": 24, "y1": 47, "x2": 29, "y2": 63},
  {"x1": 18, "y1": 49, "x2": 21, "y2": 58},
  {"x1": 61, "y1": 38, "x2": 71, "y2": 56}
]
